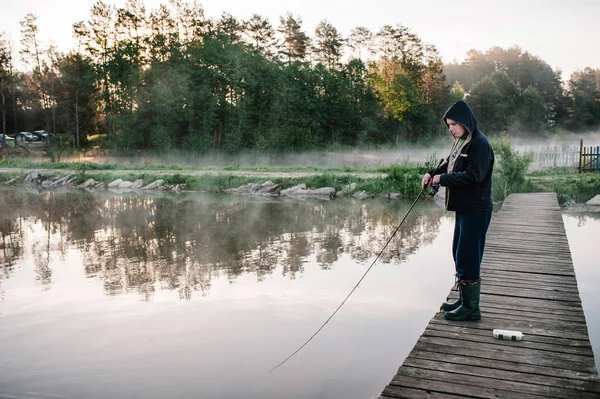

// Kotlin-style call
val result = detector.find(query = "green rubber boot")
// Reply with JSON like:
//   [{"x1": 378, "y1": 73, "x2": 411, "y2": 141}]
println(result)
[
  {"x1": 444, "y1": 280, "x2": 481, "y2": 321},
  {"x1": 441, "y1": 278, "x2": 462, "y2": 311},
  {"x1": 441, "y1": 297, "x2": 462, "y2": 312}
]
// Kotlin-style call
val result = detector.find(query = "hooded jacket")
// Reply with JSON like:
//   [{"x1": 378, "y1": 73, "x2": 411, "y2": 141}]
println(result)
[{"x1": 430, "y1": 100, "x2": 494, "y2": 212}]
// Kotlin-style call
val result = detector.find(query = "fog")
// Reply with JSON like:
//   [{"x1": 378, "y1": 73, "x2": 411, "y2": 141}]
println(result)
[{"x1": 69, "y1": 131, "x2": 600, "y2": 171}]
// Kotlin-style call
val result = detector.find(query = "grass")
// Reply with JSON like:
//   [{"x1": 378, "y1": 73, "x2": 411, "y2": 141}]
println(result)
[
  {"x1": 0, "y1": 156, "x2": 383, "y2": 175},
  {"x1": 527, "y1": 168, "x2": 600, "y2": 204},
  {"x1": 1, "y1": 148, "x2": 598, "y2": 203}
]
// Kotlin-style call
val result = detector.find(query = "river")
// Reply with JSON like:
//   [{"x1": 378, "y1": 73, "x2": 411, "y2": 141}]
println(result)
[{"x1": 0, "y1": 189, "x2": 598, "y2": 399}]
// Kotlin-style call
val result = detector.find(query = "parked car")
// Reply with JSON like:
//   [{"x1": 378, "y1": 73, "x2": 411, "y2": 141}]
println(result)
[
  {"x1": 33, "y1": 130, "x2": 49, "y2": 141},
  {"x1": 17, "y1": 132, "x2": 35, "y2": 142}
]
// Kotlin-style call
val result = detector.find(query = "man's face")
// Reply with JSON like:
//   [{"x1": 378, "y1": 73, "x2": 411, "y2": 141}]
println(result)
[{"x1": 446, "y1": 118, "x2": 467, "y2": 139}]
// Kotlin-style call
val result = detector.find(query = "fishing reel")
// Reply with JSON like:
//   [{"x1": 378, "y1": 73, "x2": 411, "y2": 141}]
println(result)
[
  {"x1": 426, "y1": 158, "x2": 445, "y2": 198},
  {"x1": 427, "y1": 184, "x2": 440, "y2": 198}
]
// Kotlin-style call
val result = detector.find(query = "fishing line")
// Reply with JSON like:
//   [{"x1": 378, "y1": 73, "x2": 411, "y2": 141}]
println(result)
[{"x1": 269, "y1": 160, "x2": 444, "y2": 373}]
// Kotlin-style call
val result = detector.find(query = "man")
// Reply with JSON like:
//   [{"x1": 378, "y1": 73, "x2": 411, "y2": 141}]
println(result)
[{"x1": 421, "y1": 100, "x2": 494, "y2": 321}]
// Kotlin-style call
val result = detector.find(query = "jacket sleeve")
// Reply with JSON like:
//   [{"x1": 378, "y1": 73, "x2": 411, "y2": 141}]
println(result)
[
  {"x1": 439, "y1": 138, "x2": 492, "y2": 187},
  {"x1": 428, "y1": 158, "x2": 448, "y2": 176}
]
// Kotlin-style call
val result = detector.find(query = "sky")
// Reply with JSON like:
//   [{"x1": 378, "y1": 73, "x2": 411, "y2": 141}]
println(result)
[{"x1": 1, "y1": 0, "x2": 599, "y2": 79}]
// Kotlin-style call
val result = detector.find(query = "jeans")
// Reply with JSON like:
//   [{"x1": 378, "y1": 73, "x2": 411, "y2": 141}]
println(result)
[{"x1": 452, "y1": 210, "x2": 492, "y2": 281}]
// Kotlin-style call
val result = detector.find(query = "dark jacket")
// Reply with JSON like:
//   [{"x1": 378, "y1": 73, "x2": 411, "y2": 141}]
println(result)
[{"x1": 430, "y1": 100, "x2": 494, "y2": 212}]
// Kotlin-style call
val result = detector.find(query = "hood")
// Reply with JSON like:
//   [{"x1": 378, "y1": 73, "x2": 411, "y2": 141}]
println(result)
[{"x1": 443, "y1": 100, "x2": 477, "y2": 134}]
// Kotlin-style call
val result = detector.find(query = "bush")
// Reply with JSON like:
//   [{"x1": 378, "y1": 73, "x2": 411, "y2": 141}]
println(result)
[{"x1": 491, "y1": 137, "x2": 533, "y2": 199}]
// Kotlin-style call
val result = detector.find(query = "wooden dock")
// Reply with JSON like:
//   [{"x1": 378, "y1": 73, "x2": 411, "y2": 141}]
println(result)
[{"x1": 380, "y1": 192, "x2": 600, "y2": 399}]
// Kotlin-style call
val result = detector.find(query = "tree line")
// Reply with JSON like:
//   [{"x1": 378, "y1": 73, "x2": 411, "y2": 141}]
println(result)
[{"x1": 0, "y1": 0, "x2": 599, "y2": 154}]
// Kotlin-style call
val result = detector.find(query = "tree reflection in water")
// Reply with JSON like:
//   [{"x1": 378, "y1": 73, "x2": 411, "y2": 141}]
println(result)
[{"x1": 0, "y1": 189, "x2": 445, "y2": 301}]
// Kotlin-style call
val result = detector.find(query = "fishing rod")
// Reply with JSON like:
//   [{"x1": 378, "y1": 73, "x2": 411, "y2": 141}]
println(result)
[{"x1": 269, "y1": 159, "x2": 445, "y2": 373}]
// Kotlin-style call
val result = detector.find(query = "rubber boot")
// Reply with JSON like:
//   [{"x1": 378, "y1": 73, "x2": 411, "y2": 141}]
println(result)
[
  {"x1": 444, "y1": 280, "x2": 481, "y2": 321},
  {"x1": 441, "y1": 296, "x2": 462, "y2": 312},
  {"x1": 441, "y1": 277, "x2": 462, "y2": 311}
]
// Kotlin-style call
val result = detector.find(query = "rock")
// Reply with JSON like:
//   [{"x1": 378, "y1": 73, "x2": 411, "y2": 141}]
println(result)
[
  {"x1": 50, "y1": 173, "x2": 75, "y2": 187},
  {"x1": 160, "y1": 184, "x2": 185, "y2": 192},
  {"x1": 281, "y1": 184, "x2": 306, "y2": 195},
  {"x1": 80, "y1": 178, "x2": 97, "y2": 188},
  {"x1": 387, "y1": 192, "x2": 401, "y2": 200},
  {"x1": 226, "y1": 181, "x2": 286, "y2": 196},
  {"x1": 225, "y1": 183, "x2": 254, "y2": 194},
  {"x1": 24, "y1": 171, "x2": 43, "y2": 185},
  {"x1": 108, "y1": 179, "x2": 123, "y2": 188},
  {"x1": 141, "y1": 179, "x2": 164, "y2": 190},
  {"x1": 41, "y1": 180, "x2": 53, "y2": 188},
  {"x1": 80, "y1": 179, "x2": 105, "y2": 190},
  {"x1": 282, "y1": 186, "x2": 335, "y2": 198},
  {"x1": 250, "y1": 181, "x2": 277, "y2": 194},
  {"x1": 118, "y1": 181, "x2": 133, "y2": 189},
  {"x1": 587, "y1": 194, "x2": 600, "y2": 206},
  {"x1": 352, "y1": 190, "x2": 374, "y2": 200},
  {"x1": 132, "y1": 179, "x2": 144, "y2": 189}
]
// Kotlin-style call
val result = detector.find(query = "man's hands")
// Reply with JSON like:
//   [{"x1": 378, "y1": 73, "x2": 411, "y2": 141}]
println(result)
[
  {"x1": 421, "y1": 173, "x2": 441, "y2": 189},
  {"x1": 421, "y1": 173, "x2": 432, "y2": 189}
]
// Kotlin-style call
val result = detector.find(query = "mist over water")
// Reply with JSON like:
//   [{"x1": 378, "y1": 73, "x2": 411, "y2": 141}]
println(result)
[{"x1": 65, "y1": 132, "x2": 600, "y2": 171}]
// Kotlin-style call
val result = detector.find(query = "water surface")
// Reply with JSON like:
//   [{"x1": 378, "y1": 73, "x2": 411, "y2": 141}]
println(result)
[
  {"x1": 0, "y1": 190, "x2": 598, "y2": 399},
  {"x1": 0, "y1": 189, "x2": 455, "y2": 399}
]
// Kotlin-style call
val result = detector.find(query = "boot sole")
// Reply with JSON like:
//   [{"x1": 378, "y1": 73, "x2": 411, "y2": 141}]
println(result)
[
  {"x1": 441, "y1": 305, "x2": 461, "y2": 311},
  {"x1": 444, "y1": 311, "x2": 481, "y2": 321}
]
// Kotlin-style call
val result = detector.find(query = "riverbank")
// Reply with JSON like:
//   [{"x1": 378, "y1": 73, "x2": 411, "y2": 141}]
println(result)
[
  {"x1": 0, "y1": 160, "x2": 427, "y2": 198},
  {"x1": 0, "y1": 159, "x2": 598, "y2": 204}
]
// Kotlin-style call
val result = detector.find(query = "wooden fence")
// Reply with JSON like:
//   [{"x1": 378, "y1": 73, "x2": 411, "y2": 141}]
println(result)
[
  {"x1": 579, "y1": 139, "x2": 600, "y2": 173},
  {"x1": 521, "y1": 140, "x2": 599, "y2": 172},
  {"x1": 524, "y1": 145, "x2": 580, "y2": 171}
]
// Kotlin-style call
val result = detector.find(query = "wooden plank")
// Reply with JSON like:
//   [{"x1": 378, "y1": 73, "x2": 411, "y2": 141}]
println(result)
[
  {"x1": 422, "y1": 328, "x2": 594, "y2": 357},
  {"x1": 410, "y1": 340, "x2": 596, "y2": 373},
  {"x1": 477, "y1": 306, "x2": 587, "y2": 324},
  {"x1": 410, "y1": 349, "x2": 599, "y2": 383},
  {"x1": 424, "y1": 323, "x2": 593, "y2": 350},
  {"x1": 380, "y1": 193, "x2": 600, "y2": 398},
  {"x1": 391, "y1": 366, "x2": 599, "y2": 399},
  {"x1": 481, "y1": 278, "x2": 581, "y2": 293},
  {"x1": 384, "y1": 374, "x2": 548, "y2": 399},
  {"x1": 478, "y1": 285, "x2": 582, "y2": 302},
  {"x1": 480, "y1": 269, "x2": 579, "y2": 285},
  {"x1": 445, "y1": 293, "x2": 584, "y2": 312},
  {"x1": 415, "y1": 336, "x2": 596, "y2": 370},
  {"x1": 443, "y1": 295, "x2": 587, "y2": 319},
  {"x1": 401, "y1": 358, "x2": 600, "y2": 395},
  {"x1": 381, "y1": 384, "x2": 466, "y2": 399},
  {"x1": 428, "y1": 315, "x2": 592, "y2": 341}
]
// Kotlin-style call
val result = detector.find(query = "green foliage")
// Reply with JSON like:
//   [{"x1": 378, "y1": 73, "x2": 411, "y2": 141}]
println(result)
[
  {"x1": 77, "y1": 162, "x2": 88, "y2": 181},
  {"x1": 303, "y1": 173, "x2": 336, "y2": 189},
  {"x1": 164, "y1": 173, "x2": 188, "y2": 185},
  {"x1": 491, "y1": 137, "x2": 533, "y2": 199},
  {"x1": 517, "y1": 86, "x2": 547, "y2": 132},
  {"x1": 566, "y1": 68, "x2": 600, "y2": 131},
  {"x1": 528, "y1": 170, "x2": 600, "y2": 204},
  {"x1": 469, "y1": 72, "x2": 515, "y2": 133},
  {"x1": 5, "y1": 7, "x2": 599, "y2": 156},
  {"x1": 444, "y1": 46, "x2": 580, "y2": 133},
  {"x1": 46, "y1": 139, "x2": 77, "y2": 163}
]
